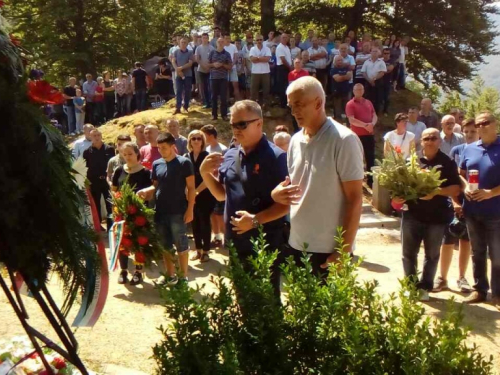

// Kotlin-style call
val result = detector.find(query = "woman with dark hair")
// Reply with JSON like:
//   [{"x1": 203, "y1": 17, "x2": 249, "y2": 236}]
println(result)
[
  {"x1": 103, "y1": 71, "x2": 115, "y2": 121},
  {"x1": 389, "y1": 34, "x2": 397, "y2": 47},
  {"x1": 185, "y1": 130, "x2": 216, "y2": 263},
  {"x1": 111, "y1": 142, "x2": 152, "y2": 285},
  {"x1": 155, "y1": 59, "x2": 174, "y2": 100},
  {"x1": 391, "y1": 39, "x2": 402, "y2": 91}
]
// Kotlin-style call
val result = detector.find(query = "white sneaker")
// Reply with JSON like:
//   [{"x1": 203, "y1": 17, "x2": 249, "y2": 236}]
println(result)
[
  {"x1": 69, "y1": 132, "x2": 75, "y2": 136},
  {"x1": 341, "y1": 114, "x2": 346, "y2": 120},
  {"x1": 419, "y1": 290, "x2": 430, "y2": 302}
]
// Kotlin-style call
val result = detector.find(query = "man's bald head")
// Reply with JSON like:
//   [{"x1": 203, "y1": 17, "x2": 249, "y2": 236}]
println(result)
[
  {"x1": 286, "y1": 76, "x2": 325, "y2": 106},
  {"x1": 421, "y1": 98, "x2": 433, "y2": 112},
  {"x1": 144, "y1": 124, "x2": 159, "y2": 143}
]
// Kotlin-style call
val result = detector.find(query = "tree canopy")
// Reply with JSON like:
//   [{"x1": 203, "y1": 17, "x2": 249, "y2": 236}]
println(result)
[{"x1": 4, "y1": 0, "x2": 498, "y2": 90}]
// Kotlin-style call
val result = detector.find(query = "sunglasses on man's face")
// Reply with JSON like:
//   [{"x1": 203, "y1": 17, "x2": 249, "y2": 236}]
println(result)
[
  {"x1": 230, "y1": 118, "x2": 260, "y2": 130},
  {"x1": 422, "y1": 136, "x2": 439, "y2": 142},
  {"x1": 256, "y1": 39, "x2": 263, "y2": 41},
  {"x1": 475, "y1": 120, "x2": 492, "y2": 128}
]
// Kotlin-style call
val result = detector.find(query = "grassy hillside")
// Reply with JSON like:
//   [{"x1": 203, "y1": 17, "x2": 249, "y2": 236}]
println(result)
[{"x1": 99, "y1": 89, "x2": 423, "y2": 159}]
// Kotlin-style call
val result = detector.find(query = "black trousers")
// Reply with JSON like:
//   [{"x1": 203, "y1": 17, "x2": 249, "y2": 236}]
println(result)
[
  {"x1": 359, "y1": 135, "x2": 375, "y2": 188},
  {"x1": 366, "y1": 79, "x2": 384, "y2": 113},
  {"x1": 316, "y1": 68, "x2": 328, "y2": 91},
  {"x1": 199, "y1": 71, "x2": 211, "y2": 106},
  {"x1": 193, "y1": 200, "x2": 214, "y2": 252},
  {"x1": 382, "y1": 82, "x2": 391, "y2": 113},
  {"x1": 85, "y1": 102, "x2": 95, "y2": 125},
  {"x1": 276, "y1": 65, "x2": 289, "y2": 108},
  {"x1": 286, "y1": 245, "x2": 330, "y2": 282},
  {"x1": 211, "y1": 78, "x2": 228, "y2": 118},
  {"x1": 90, "y1": 179, "x2": 112, "y2": 223},
  {"x1": 104, "y1": 95, "x2": 115, "y2": 121}
]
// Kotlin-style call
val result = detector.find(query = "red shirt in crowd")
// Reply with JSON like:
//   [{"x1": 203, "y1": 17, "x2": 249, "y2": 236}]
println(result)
[
  {"x1": 288, "y1": 69, "x2": 309, "y2": 83},
  {"x1": 139, "y1": 144, "x2": 161, "y2": 170},
  {"x1": 345, "y1": 97, "x2": 375, "y2": 137}
]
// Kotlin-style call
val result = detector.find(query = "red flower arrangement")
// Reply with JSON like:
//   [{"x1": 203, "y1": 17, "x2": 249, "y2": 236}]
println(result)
[
  {"x1": 111, "y1": 183, "x2": 162, "y2": 265},
  {"x1": 27, "y1": 80, "x2": 65, "y2": 105}
]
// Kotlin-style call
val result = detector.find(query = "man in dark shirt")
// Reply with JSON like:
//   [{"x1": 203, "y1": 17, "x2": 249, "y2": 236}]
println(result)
[
  {"x1": 208, "y1": 37, "x2": 233, "y2": 121},
  {"x1": 83, "y1": 129, "x2": 115, "y2": 225},
  {"x1": 200, "y1": 100, "x2": 289, "y2": 297},
  {"x1": 331, "y1": 55, "x2": 352, "y2": 120},
  {"x1": 393, "y1": 128, "x2": 461, "y2": 301},
  {"x1": 418, "y1": 98, "x2": 440, "y2": 129},
  {"x1": 62, "y1": 77, "x2": 77, "y2": 135},
  {"x1": 132, "y1": 62, "x2": 148, "y2": 112},
  {"x1": 381, "y1": 48, "x2": 394, "y2": 116},
  {"x1": 138, "y1": 132, "x2": 195, "y2": 285}
]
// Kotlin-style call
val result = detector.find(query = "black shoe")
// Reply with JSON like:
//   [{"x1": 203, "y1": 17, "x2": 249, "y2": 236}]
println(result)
[
  {"x1": 173, "y1": 109, "x2": 181, "y2": 115},
  {"x1": 203, "y1": 104, "x2": 211, "y2": 109},
  {"x1": 211, "y1": 116, "x2": 218, "y2": 120},
  {"x1": 129, "y1": 271, "x2": 143, "y2": 286},
  {"x1": 222, "y1": 116, "x2": 229, "y2": 121},
  {"x1": 118, "y1": 270, "x2": 128, "y2": 284}
]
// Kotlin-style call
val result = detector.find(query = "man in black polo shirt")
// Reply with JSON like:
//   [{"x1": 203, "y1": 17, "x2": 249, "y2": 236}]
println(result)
[
  {"x1": 62, "y1": 77, "x2": 77, "y2": 135},
  {"x1": 83, "y1": 129, "x2": 115, "y2": 225},
  {"x1": 132, "y1": 62, "x2": 148, "y2": 112},
  {"x1": 200, "y1": 100, "x2": 289, "y2": 296},
  {"x1": 393, "y1": 128, "x2": 461, "y2": 301}
]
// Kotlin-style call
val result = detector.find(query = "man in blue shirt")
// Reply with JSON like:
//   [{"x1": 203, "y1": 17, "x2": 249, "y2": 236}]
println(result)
[
  {"x1": 82, "y1": 74, "x2": 98, "y2": 125},
  {"x1": 460, "y1": 112, "x2": 500, "y2": 310},
  {"x1": 208, "y1": 37, "x2": 233, "y2": 121},
  {"x1": 138, "y1": 132, "x2": 195, "y2": 286},
  {"x1": 331, "y1": 55, "x2": 352, "y2": 120},
  {"x1": 200, "y1": 100, "x2": 289, "y2": 297}
]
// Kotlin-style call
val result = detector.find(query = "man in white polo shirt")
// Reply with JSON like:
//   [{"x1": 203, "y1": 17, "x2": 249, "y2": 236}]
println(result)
[
  {"x1": 272, "y1": 76, "x2": 364, "y2": 280},
  {"x1": 307, "y1": 36, "x2": 328, "y2": 90},
  {"x1": 361, "y1": 46, "x2": 387, "y2": 113},
  {"x1": 276, "y1": 32, "x2": 292, "y2": 108},
  {"x1": 249, "y1": 34, "x2": 272, "y2": 108}
]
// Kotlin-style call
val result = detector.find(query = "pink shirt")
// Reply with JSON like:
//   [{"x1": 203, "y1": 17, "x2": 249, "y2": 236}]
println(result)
[
  {"x1": 345, "y1": 97, "x2": 375, "y2": 137},
  {"x1": 140, "y1": 144, "x2": 161, "y2": 170}
]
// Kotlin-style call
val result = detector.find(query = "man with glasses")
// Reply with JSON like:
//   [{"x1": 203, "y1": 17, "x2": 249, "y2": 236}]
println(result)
[
  {"x1": 249, "y1": 34, "x2": 272, "y2": 108},
  {"x1": 393, "y1": 128, "x2": 461, "y2": 301},
  {"x1": 199, "y1": 100, "x2": 289, "y2": 297},
  {"x1": 460, "y1": 112, "x2": 500, "y2": 309},
  {"x1": 439, "y1": 115, "x2": 464, "y2": 156}
]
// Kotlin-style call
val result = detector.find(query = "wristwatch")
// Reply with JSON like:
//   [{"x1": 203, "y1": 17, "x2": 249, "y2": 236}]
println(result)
[{"x1": 251, "y1": 216, "x2": 260, "y2": 229}]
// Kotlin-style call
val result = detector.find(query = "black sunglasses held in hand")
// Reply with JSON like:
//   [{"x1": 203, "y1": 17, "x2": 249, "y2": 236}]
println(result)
[{"x1": 230, "y1": 118, "x2": 260, "y2": 130}]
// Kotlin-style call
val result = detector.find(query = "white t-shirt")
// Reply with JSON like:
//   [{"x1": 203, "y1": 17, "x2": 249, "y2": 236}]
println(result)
[
  {"x1": 307, "y1": 46, "x2": 328, "y2": 69},
  {"x1": 249, "y1": 45, "x2": 272, "y2": 74},
  {"x1": 290, "y1": 47, "x2": 302, "y2": 61},
  {"x1": 399, "y1": 45, "x2": 408, "y2": 64},
  {"x1": 206, "y1": 142, "x2": 228, "y2": 155},
  {"x1": 405, "y1": 121, "x2": 426, "y2": 150},
  {"x1": 224, "y1": 44, "x2": 238, "y2": 71},
  {"x1": 361, "y1": 58, "x2": 387, "y2": 81},
  {"x1": 288, "y1": 117, "x2": 365, "y2": 254},
  {"x1": 276, "y1": 43, "x2": 292, "y2": 66},
  {"x1": 384, "y1": 130, "x2": 416, "y2": 159}
]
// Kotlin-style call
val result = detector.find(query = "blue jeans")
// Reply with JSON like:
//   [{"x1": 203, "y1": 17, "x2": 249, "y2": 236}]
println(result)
[
  {"x1": 465, "y1": 215, "x2": 500, "y2": 297},
  {"x1": 175, "y1": 76, "x2": 192, "y2": 110},
  {"x1": 156, "y1": 214, "x2": 189, "y2": 253},
  {"x1": 401, "y1": 213, "x2": 447, "y2": 291},
  {"x1": 135, "y1": 88, "x2": 147, "y2": 111},
  {"x1": 63, "y1": 105, "x2": 76, "y2": 134}
]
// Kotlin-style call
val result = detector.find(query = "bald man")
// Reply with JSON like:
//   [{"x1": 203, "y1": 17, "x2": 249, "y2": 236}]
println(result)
[
  {"x1": 418, "y1": 98, "x2": 440, "y2": 129},
  {"x1": 140, "y1": 124, "x2": 161, "y2": 169},
  {"x1": 439, "y1": 115, "x2": 465, "y2": 156},
  {"x1": 394, "y1": 127, "x2": 461, "y2": 301},
  {"x1": 272, "y1": 76, "x2": 364, "y2": 280},
  {"x1": 166, "y1": 119, "x2": 188, "y2": 155},
  {"x1": 273, "y1": 131, "x2": 291, "y2": 152}
]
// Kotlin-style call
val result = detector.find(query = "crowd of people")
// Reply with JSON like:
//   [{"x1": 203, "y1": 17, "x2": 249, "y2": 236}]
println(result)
[
  {"x1": 56, "y1": 27, "x2": 409, "y2": 135},
  {"x1": 72, "y1": 74, "x2": 500, "y2": 310}
]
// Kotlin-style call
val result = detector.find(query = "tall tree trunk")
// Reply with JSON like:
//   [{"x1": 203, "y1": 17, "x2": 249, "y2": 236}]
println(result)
[
  {"x1": 260, "y1": 0, "x2": 275, "y2": 37},
  {"x1": 214, "y1": 0, "x2": 234, "y2": 34},
  {"x1": 346, "y1": 0, "x2": 367, "y2": 34},
  {"x1": 73, "y1": 0, "x2": 93, "y2": 76}
]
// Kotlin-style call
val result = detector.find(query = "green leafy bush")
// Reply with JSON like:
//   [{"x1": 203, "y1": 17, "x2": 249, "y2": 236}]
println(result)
[{"x1": 152, "y1": 230, "x2": 493, "y2": 375}]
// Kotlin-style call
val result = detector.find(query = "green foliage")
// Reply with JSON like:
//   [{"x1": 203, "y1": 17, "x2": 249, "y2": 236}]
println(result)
[
  {"x1": 373, "y1": 145, "x2": 445, "y2": 202},
  {"x1": 405, "y1": 80, "x2": 441, "y2": 105},
  {"x1": 0, "y1": 30, "x2": 97, "y2": 313},
  {"x1": 152, "y1": 228, "x2": 493, "y2": 374},
  {"x1": 438, "y1": 91, "x2": 464, "y2": 116},
  {"x1": 464, "y1": 77, "x2": 500, "y2": 120}
]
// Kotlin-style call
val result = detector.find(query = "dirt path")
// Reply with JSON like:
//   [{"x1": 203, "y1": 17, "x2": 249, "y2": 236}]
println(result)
[{"x1": 1, "y1": 228, "x2": 499, "y2": 374}]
